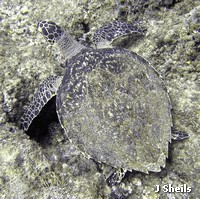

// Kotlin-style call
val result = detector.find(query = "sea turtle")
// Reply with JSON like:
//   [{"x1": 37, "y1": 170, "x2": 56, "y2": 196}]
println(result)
[{"x1": 21, "y1": 20, "x2": 188, "y2": 184}]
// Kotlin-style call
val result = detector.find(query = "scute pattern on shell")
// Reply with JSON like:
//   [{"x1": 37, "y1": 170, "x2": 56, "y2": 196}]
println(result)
[{"x1": 56, "y1": 47, "x2": 172, "y2": 173}]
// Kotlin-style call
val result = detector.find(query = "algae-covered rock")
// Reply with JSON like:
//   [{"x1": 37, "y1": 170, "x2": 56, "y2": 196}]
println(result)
[{"x1": 0, "y1": 0, "x2": 199, "y2": 198}]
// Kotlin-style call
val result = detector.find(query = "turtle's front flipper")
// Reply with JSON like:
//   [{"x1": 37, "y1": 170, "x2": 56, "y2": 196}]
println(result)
[
  {"x1": 93, "y1": 21, "x2": 144, "y2": 48},
  {"x1": 21, "y1": 76, "x2": 63, "y2": 131},
  {"x1": 171, "y1": 128, "x2": 189, "y2": 141}
]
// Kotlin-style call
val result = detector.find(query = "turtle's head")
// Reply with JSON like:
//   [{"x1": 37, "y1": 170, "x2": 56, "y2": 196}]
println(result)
[
  {"x1": 37, "y1": 20, "x2": 86, "y2": 60},
  {"x1": 38, "y1": 21, "x2": 64, "y2": 43}
]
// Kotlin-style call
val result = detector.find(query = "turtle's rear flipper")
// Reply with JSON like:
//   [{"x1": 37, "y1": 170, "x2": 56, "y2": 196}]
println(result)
[
  {"x1": 92, "y1": 21, "x2": 144, "y2": 48},
  {"x1": 171, "y1": 128, "x2": 189, "y2": 141},
  {"x1": 20, "y1": 76, "x2": 62, "y2": 131},
  {"x1": 106, "y1": 168, "x2": 126, "y2": 187}
]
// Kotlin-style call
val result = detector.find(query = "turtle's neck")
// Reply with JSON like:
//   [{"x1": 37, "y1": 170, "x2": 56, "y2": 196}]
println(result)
[{"x1": 57, "y1": 32, "x2": 86, "y2": 60}]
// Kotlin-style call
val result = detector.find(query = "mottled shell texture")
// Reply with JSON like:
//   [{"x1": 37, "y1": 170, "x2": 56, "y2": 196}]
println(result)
[{"x1": 56, "y1": 47, "x2": 172, "y2": 173}]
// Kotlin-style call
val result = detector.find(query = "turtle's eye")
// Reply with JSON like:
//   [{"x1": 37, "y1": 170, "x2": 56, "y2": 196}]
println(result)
[{"x1": 37, "y1": 21, "x2": 64, "y2": 43}]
